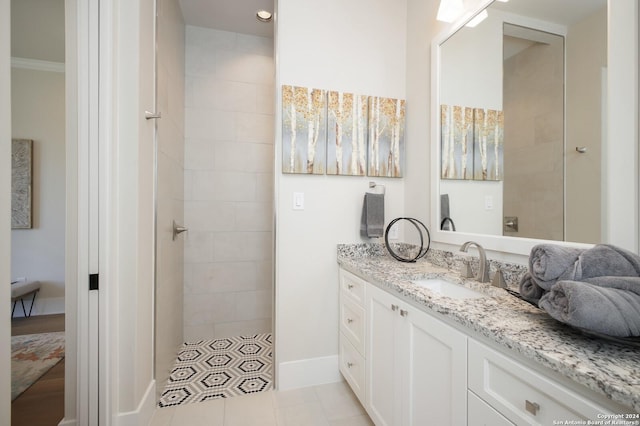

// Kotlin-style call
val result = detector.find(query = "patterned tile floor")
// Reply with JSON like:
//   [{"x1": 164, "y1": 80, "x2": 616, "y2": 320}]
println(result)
[{"x1": 159, "y1": 333, "x2": 273, "y2": 407}]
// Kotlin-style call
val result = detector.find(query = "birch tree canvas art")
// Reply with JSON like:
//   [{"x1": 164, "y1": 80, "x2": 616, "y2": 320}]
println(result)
[
  {"x1": 367, "y1": 96, "x2": 405, "y2": 178},
  {"x1": 440, "y1": 105, "x2": 474, "y2": 180},
  {"x1": 473, "y1": 108, "x2": 504, "y2": 181},
  {"x1": 326, "y1": 91, "x2": 368, "y2": 176},
  {"x1": 282, "y1": 85, "x2": 327, "y2": 174}
]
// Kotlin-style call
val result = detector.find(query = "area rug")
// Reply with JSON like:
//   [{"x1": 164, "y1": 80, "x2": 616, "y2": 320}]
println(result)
[
  {"x1": 11, "y1": 331, "x2": 65, "y2": 400},
  {"x1": 158, "y1": 333, "x2": 273, "y2": 407}
]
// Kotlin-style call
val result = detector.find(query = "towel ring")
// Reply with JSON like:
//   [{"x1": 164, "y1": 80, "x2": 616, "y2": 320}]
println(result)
[
  {"x1": 384, "y1": 217, "x2": 431, "y2": 263},
  {"x1": 440, "y1": 216, "x2": 456, "y2": 231},
  {"x1": 368, "y1": 181, "x2": 385, "y2": 194}
]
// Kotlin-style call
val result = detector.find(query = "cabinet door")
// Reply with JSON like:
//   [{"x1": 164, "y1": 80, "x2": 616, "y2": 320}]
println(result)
[
  {"x1": 401, "y1": 305, "x2": 467, "y2": 426},
  {"x1": 366, "y1": 284, "x2": 402, "y2": 426}
]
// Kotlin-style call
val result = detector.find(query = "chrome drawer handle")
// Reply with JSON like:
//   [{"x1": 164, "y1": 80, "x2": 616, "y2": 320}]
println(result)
[
  {"x1": 391, "y1": 304, "x2": 399, "y2": 311},
  {"x1": 525, "y1": 400, "x2": 540, "y2": 415},
  {"x1": 347, "y1": 362, "x2": 354, "y2": 368},
  {"x1": 347, "y1": 284, "x2": 354, "y2": 290},
  {"x1": 347, "y1": 318, "x2": 354, "y2": 324},
  {"x1": 400, "y1": 309, "x2": 408, "y2": 317}
]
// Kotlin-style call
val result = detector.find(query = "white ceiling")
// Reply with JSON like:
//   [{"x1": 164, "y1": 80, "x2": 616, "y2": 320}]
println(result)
[
  {"x1": 179, "y1": 0, "x2": 275, "y2": 38},
  {"x1": 9, "y1": 0, "x2": 604, "y2": 62}
]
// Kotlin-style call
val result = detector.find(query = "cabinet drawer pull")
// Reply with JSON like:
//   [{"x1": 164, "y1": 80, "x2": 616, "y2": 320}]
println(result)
[
  {"x1": 347, "y1": 318, "x2": 354, "y2": 324},
  {"x1": 347, "y1": 362, "x2": 354, "y2": 368},
  {"x1": 400, "y1": 309, "x2": 409, "y2": 317},
  {"x1": 525, "y1": 400, "x2": 540, "y2": 415},
  {"x1": 347, "y1": 283, "x2": 354, "y2": 289},
  {"x1": 391, "y1": 304, "x2": 399, "y2": 311}
]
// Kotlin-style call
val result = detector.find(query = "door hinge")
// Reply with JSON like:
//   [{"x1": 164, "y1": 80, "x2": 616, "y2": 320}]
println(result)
[{"x1": 89, "y1": 274, "x2": 99, "y2": 291}]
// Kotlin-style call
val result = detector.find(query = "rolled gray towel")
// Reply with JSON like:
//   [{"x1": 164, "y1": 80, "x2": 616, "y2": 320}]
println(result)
[
  {"x1": 574, "y1": 244, "x2": 640, "y2": 281},
  {"x1": 529, "y1": 245, "x2": 585, "y2": 290},
  {"x1": 519, "y1": 272, "x2": 545, "y2": 304},
  {"x1": 539, "y1": 276, "x2": 640, "y2": 337}
]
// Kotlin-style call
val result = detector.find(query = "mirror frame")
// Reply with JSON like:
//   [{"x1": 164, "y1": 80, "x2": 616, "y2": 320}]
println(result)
[{"x1": 430, "y1": 0, "x2": 640, "y2": 255}]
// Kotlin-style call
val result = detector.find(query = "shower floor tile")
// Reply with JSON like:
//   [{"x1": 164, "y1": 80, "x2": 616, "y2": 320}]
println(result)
[{"x1": 158, "y1": 333, "x2": 273, "y2": 407}]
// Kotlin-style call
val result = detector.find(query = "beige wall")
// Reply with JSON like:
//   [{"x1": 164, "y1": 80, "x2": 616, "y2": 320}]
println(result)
[
  {"x1": 155, "y1": 0, "x2": 185, "y2": 392},
  {"x1": 183, "y1": 26, "x2": 275, "y2": 342},
  {"x1": 503, "y1": 35, "x2": 564, "y2": 241},
  {"x1": 11, "y1": 67, "x2": 66, "y2": 316},
  {"x1": 565, "y1": 7, "x2": 607, "y2": 244}
]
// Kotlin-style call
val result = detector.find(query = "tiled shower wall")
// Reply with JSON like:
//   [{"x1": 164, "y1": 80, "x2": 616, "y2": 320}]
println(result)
[{"x1": 183, "y1": 26, "x2": 274, "y2": 342}]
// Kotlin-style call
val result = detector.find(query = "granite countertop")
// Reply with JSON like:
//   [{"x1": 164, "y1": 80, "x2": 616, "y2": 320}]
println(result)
[{"x1": 337, "y1": 244, "x2": 640, "y2": 413}]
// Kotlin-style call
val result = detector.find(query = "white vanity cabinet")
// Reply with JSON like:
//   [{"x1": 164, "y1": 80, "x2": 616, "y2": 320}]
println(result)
[
  {"x1": 339, "y1": 269, "x2": 368, "y2": 402},
  {"x1": 364, "y1": 277, "x2": 468, "y2": 426},
  {"x1": 338, "y1": 268, "x2": 626, "y2": 426}
]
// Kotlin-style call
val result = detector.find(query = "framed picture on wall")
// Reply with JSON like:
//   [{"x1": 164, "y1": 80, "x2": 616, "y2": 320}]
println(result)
[
  {"x1": 367, "y1": 96, "x2": 405, "y2": 178},
  {"x1": 11, "y1": 139, "x2": 33, "y2": 229},
  {"x1": 326, "y1": 91, "x2": 368, "y2": 176},
  {"x1": 281, "y1": 85, "x2": 327, "y2": 175}
]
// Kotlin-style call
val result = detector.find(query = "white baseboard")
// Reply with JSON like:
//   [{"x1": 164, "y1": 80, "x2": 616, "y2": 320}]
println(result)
[
  {"x1": 58, "y1": 418, "x2": 77, "y2": 426},
  {"x1": 11, "y1": 296, "x2": 65, "y2": 318},
  {"x1": 277, "y1": 355, "x2": 342, "y2": 391},
  {"x1": 116, "y1": 380, "x2": 156, "y2": 426}
]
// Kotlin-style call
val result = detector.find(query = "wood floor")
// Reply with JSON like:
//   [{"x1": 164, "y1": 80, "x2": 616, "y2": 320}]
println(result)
[{"x1": 11, "y1": 313, "x2": 65, "y2": 426}]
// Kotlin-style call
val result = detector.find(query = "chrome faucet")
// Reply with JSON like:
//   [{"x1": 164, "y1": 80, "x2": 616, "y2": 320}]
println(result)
[{"x1": 459, "y1": 241, "x2": 490, "y2": 283}]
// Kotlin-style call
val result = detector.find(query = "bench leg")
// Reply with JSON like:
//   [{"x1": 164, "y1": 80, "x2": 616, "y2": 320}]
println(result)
[
  {"x1": 20, "y1": 298, "x2": 27, "y2": 317},
  {"x1": 11, "y1": 300, "x2": 17, "y2": 318},
  {"x1": 27, "y1": 290, "x2": 38, "y2": 317}
]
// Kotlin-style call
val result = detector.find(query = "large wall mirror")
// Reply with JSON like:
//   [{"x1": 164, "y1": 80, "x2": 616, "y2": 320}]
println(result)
[{"x1": 431, "y1": 0, "x2": 639, "y2": 255}]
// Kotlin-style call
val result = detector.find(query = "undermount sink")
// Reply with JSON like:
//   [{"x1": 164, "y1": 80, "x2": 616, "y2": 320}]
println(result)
[{"x1": 412, "y1": 278, "x2": 489, "y2": 300}]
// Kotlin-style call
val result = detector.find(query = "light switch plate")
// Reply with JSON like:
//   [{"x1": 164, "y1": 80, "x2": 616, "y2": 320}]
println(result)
[
  {"x1": 293, "y1": 192, "x2": 304, "y2": 210},
  {"x1": 484, "y1": 196, "x2": 493, "y2": 210}
]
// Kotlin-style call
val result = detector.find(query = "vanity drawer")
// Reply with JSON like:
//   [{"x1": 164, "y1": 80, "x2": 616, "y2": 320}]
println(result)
[
  {"x1": 340, "y1": 269, "x2": 366, "y2": 306},
  {"x1": 468, "y1": 390, "x2": 514, "y2": 426},
  {"x1": 340, "y1": 295, "x2": 365, "y2": 355},
  {"x1": 339, "y1": 332, "x2": 365, "y2": 403},
  {"x1": 468, "y1": 340, "x2": 612, "y2": 425}
]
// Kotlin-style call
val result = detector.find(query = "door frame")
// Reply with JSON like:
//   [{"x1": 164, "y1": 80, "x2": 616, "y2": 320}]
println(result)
[
  {"x1": 0, "y1": 0, "x2": 13, "y2": 415},
  {"x1": 64, "y1": 0, "x2": 107, "y2": 424},
  {"x1": 0, "y1": 0, "x2": 102, "y2": 424}
]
